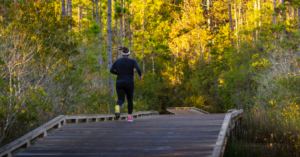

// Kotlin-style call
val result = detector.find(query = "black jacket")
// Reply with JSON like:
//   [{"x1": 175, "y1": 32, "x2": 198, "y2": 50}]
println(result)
[{"x1": 110, "y1": 58, "x2": 142, "y2": 82}]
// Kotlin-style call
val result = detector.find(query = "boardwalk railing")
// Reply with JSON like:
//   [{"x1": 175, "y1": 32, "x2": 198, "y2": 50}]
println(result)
[
  {"x1": 166, "y1": 107, "x2": 209, "y2": 114},
  {"x1": 212, "y1": 109, "x2": 244, "y2": 157},
  {"x1": 0, "y1": 111, "x2": 159, "y2": 157}
]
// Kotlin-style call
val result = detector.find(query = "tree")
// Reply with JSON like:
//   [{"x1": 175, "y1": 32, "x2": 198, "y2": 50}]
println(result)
[
  {"x1": 62, "y1": 0, "x2": 66, "y2": 16},
  {"x1": 107, "y1": 0, "x2": 114, "y2": 103},
  {"x1": 67, "y1": 0, "x2": 72, "y2": 31}
]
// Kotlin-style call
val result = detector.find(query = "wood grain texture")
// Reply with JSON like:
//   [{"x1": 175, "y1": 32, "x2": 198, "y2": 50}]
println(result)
[
  {"x1": 13, "y1": 114, "x2": 225, "y2": 157},
  {"x1": 211, "y1": 109, "x2": 243, "y2": 157}
]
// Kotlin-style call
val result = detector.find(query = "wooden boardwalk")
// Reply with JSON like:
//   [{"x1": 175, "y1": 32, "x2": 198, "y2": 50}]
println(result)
[{"x1": 13, "y1": 114, "x2": 226, "y2": 157}]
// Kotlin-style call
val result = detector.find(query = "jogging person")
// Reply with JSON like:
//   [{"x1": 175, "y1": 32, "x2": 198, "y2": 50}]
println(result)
[{"x1": 110, "y1": 47, "x2": 143, "y2": 122}]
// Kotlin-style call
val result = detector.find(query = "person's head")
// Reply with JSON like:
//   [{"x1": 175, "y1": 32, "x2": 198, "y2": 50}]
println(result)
[{"x1": 119, "y1": 47, "x2": 130, "y2": 57}]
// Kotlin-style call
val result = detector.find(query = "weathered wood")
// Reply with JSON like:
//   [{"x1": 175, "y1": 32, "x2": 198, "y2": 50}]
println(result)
[
  {"x1": 0, "y1": 111, "x2": 158, "y2": 157},
  {"x1": 0, "y1": 115, "x2": 65, "y2": 157},
  {"x1": 1, "y1": 108, "x2": 241, "y2": 157},
  {"x1": 167, "y1": 107, "x2": 209, "y2": 114},
  {"x1": 211, "y1": 109, "x2": 243, "y2": 157},
  {"x1": 12, "y1": 114, "x2": 225, "y2": 157}
]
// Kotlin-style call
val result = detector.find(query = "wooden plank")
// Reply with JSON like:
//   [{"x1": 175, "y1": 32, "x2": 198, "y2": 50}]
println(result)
[
  {"x1": 12, "y1": 114, "x2": 226, "y2": 157},
  {"x1": 0, "y1": 111, "x2": 159, "y2": 157},
  {"x1": 15, "y1": 149, "x2": 215, "y2": 156},
  {"x1": 166, "y1": 109, "x2": 204, "y2": 115},
  {"x1": 167, "y1": 107, "x2": 209, "y2": 114},
  {"x1": 31, "y1": 140, "x2": 218, "y2": 146},
  {"x1": 0, "y1": 115, "x2": 65, "y2": 157},
  {"x1": 211, "y1": 109, "x2": 243, "y2": 157}
]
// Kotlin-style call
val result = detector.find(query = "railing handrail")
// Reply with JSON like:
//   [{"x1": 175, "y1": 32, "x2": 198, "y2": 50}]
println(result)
[
  {"x1": 211, "y1": 109, "x2": 244, "y2": 157},
  {"x1": 167, "y1": 107, "x2": 209, "y2": 114},
  {"x1": 0, "y1": 111, "x2": 159, "y2": 157}
]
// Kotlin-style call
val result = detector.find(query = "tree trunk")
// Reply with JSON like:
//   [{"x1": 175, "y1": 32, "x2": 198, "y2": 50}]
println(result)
[
  {"x1": 258, "y1": 0, "x2": 261, "y2": 26},
  {"x1": 142, "y1": 0, "x2": 145, "y2": 73},
  {"x1": 67, "y1": 0, "x2": 72, "y2": 31},
  {"x1": 93, "y1": 0, "x2": 95, "y2": 21},
  {"x1": 294, "y1": 7, "x2": 296, "y2": 19},
  {"x1": 273, "y1": 0, "x2": 277, "y2": 25},
  {"x1": 151, "y1": 50, "x2": 154, "y2": 73},
  {"x1": 107, "y1": 0, "x2": 114, "y2": 106},
  {"x1": 281, "y1": 0, "x2": 284, "y2": 22},
  {"x1": 96, "y1": 0, "x2": 103, "y2": 90},
  {"x1": 96, "y1": 0, "x2": 99, "y2": 24},
  {"x1": 123, "y1": 1, "x2": 126, "y2": 41},
  {"x1": 234, "y1": 1, "x2": 238, "y2": 33},
  {"x1": 207, "y1": 0, "x2": 211, "y2": 63},
  {"x1": 78, "y1": 6, "x2": 81, "y2": 30},
  {"x1": 297, "y1": 5, "x2": 300, "y2": 22},
  {"x1": 128, "y1": 2, "x2": 131, "y2": 49},
  {"x1": 62, "y1": 0, "x2": 66, "y2": 16},
  {"x1": 132, "y1": 5, "x2": 134, "y2": 58},
  {"x1": 235, "y1": 1, "x2": 239, "y2": 51},
  {"x1": 228, "y1": 3, "x2": 234, "y2": 45},
  {"x1": 207, "y1": 0, "x2": 210, "y2": 31},
  {"x1": 239, "y1": 1, "x2": 243, "y2": 26},
  {"x1": 114, "y1": 0, "x2": 118, "y2": 49},
  {"x1": 119, "y1": 0, "x2": 123, "y2": 58},
  {"x1": 86, "y1": 7, "x2": 89, "y2": 29}
]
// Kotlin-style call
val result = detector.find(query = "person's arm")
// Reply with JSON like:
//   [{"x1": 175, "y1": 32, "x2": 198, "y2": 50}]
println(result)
[
  {"x1": 110, "y1": 62, "x2": 117, "y2": 75},
  {"x1": 134, "y1": 60, "x2": 142, "y2": 77}
]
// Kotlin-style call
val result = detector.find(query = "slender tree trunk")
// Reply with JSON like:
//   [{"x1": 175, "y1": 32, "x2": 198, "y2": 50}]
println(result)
[
  {"x1": 198, "y1": 26, "x2": 202, "y2": 59},
  {"x1": 123, "y1": 0, "x2": 125, "y2": 39},
  {"x1": 78, "y1": 6, "x2": 81, "y2": 31},
  {"x1": 151, "y1": 49, "x2": 154, "y2": 73},
  {"x1": 254, "y1": 0, "x2": 258, "y2": 40},
  {"x1": 62, "y1": 0, "x2": 66, "y2": 16},
  {"x1": 128, "y1": 2, "x2": 131, "y2": 49},
  {"x1": 123, "y1": 1, "x2": 126, "y2": 39},
  {"x1": 142, "y1": 0, "x2": 145, "y2": 73},
  {"x1": 96, "y1": 0, "x2": 103, "y2": 89},
  {"x1": 239, "y1": 1, "x2": 243, "y2": 26},
  {"x1": 93, "y1": 0, "x2": 95, "y2": 21},
  {"x1": 119, "y1": 0, "x2": 124, "y2": 58},
  {"x1": 254, "y1": 0, "x2": 257, "y2": 25},
  {"x1": 114, "y1": 0, "x2": 119, "y2": 57},
  {"x1": 235, "y1": 1, "x2": 239, "y2": 51},
  {"x1": 107, "y1": 0, "x2": 114, "y2": 106},
  {"x1": 229, "y1": 3, "x2": 234, "y2": 45},
  {"x1": 207, "y1": 0, "x2": 211, "y2": 63},
  {"x1": 234, "y1": 1, "x2": 238, "y2": 33},
  {"x1": 131, "y1": 5, "x2": 135, "y2": 59},
  {"x1": 288, "y1": 5, "x2": 291, "y2": 20},
  {"x1": 281, "y1": 0, "x2": 284, "y2": 22},
  {"x1": 297, "y1": 5, "x2": 300, "y2": 73},
  {"x1": 273, "y1": 0, "x2": 277, "y2": 25},
  {"x1": 294, "y1": 7, "x2": 296, "y2": 19},
  {"x1": 67, "y1": 0, "x2": 72, "y2": 31},
  {"x1": 86, "y1": 7, "x2": 89, "y2": 29},
  {"x1": 258, "y1": 0, "x2": 261, "y2": 26},
  {"x1": 298, "y1": 7, "x2": 300, "y2": 23},
  {"x1": 207, "y1": 0, "x2": 210, "y2": 31},
  {"x1": 96, "y1": 0, "x2": 99, "y2": 26}
]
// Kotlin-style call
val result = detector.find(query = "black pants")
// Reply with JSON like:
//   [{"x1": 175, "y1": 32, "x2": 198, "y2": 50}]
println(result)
[{"x1": 116, "y1": 82, "x2": 134, "y2": 114}]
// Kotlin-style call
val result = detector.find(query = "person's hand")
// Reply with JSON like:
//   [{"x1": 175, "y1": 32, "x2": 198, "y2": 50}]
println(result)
[{"x1": 140, "y1": 76, "x2": 143, "y2": 80}]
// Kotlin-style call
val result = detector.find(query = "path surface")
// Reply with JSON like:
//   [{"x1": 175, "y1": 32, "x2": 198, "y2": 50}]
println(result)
[
  {"x1": 13, "y1": 114, "x2": 225, "y2": 157},
  {"x1": 167, "y1": 108, "x2": 204, "y2": 115}
]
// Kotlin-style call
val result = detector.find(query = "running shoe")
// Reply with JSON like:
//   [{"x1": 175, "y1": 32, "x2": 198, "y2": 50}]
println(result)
[
  {"x1": 115, "y1": 105, "x2": 120, "y2": 118},
  {"x1": 127, "y1": 116, "x2": 133, "y2": 122}
]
